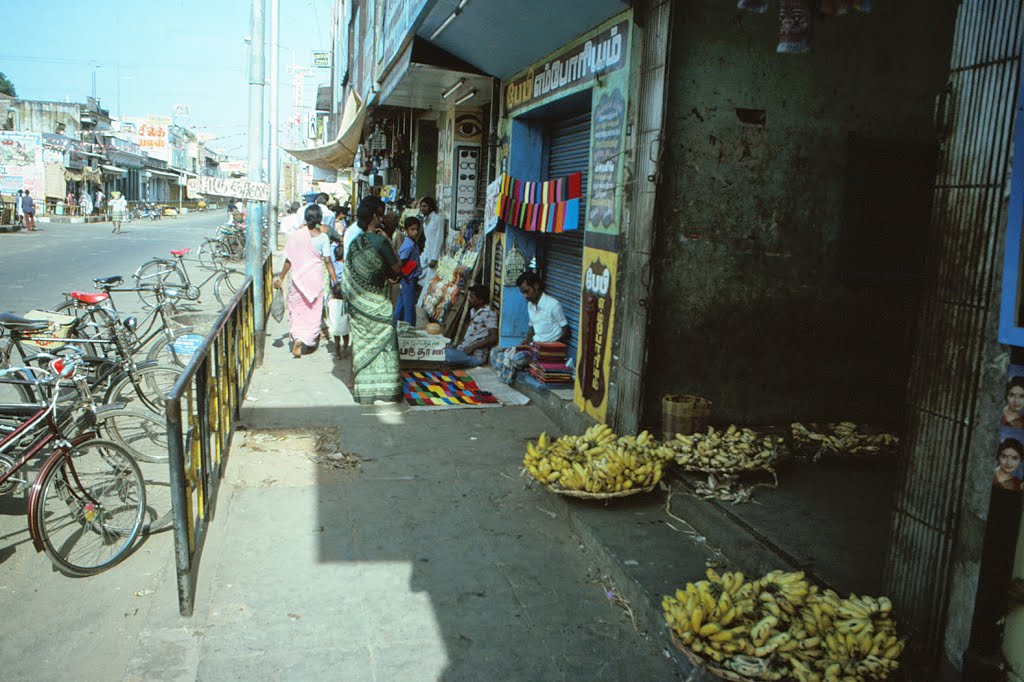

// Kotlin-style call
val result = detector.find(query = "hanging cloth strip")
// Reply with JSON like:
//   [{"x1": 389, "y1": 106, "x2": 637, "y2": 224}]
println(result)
[{"x1": 494, "y1": 172, "x2": 583, "y2": 234}]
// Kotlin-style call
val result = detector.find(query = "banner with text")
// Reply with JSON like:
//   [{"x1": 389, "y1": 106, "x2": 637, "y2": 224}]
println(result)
[{"x1": 187, "y1": 176, "x2": 269, "y2": 201}]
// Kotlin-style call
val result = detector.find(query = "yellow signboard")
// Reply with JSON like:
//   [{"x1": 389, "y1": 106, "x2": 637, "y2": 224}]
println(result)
[{"x1": 574, "y1": 247, "x2": 617, "y2": 422}]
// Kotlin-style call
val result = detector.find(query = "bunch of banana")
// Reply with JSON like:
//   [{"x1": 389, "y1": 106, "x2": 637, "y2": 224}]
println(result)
[
  {"x1": 662, "y1": 574, "x2": 752, "y2": 664},
  {"x1": 670, "y1": 424, "x2": 784, "y2": 473},
  {"x1": 791, "y1": 422, "x2": 900, "y2": 458},
  {"x1": 523, "y1": 428, "x2": 665, "y2": 493},
  {"x1": 750, "y1": 570, "x2": 812, "y2": 621},
  {"x1": 666, "y1": 568, "x2": 907, "y2": 681}
]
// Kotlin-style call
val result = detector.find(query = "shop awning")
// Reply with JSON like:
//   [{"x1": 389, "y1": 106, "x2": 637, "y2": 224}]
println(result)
[
  {"x1": 101, "y1": 164, "x2": 127, "y2": 175},
  {"x1": 147, "y1": 169, "x2": 179, "y2": 179},
  {"x1": 283, "y1": 92, "x2": 366, "y2": 171},
  {"x1": 378, "y1": 39, "x2": 493, "y2": 111},
  {"x1": 417, "y1": 0, "x2": 629, "y2": 79}
]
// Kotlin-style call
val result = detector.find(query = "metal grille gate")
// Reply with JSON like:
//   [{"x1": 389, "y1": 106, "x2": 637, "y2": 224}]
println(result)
[
  {"x1": 543, "y1": 111, "x2": 591, "y2": 361},
  {"x1": 886, "y1": 0, "x2": 1024, "y2": 658}
]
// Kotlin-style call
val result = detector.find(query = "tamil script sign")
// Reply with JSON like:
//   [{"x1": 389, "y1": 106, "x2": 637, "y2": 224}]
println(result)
[
  {"x1": 187, "y1": 176, "x2": 269, "y2": 201},
  {"x1": 504, "y1": 19, "x2": 628, "y2": 114}
]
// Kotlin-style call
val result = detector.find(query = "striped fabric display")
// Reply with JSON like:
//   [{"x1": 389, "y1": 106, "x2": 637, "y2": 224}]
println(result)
[{"x1": 494, "y1": 171, "x2": 582, "y2": 233}]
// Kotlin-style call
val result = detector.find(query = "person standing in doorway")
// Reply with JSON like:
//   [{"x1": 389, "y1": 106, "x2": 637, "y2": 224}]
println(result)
[
  {"x1": 22, "y1": 190, "x2": 36, "y2": 231},
  {"x1": 14, "y1": 189, "x2": 23, "y2": 226},
  {"x1": 416, "y1": 196, "x2": 444, "y2": 314}
]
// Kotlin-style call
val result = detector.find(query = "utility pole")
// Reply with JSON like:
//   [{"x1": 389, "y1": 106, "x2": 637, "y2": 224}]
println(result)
[
  {"x1": 268, "y1": 0, "x2": 280, "y2": 252},
  {"x1": 247, "y1": 0, "x2": 267, "y2": 362}
]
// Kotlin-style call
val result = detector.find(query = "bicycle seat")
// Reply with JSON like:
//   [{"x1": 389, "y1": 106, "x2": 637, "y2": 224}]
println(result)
[
  {"x1": 93, "y1": 275, "x2": 123, "y2": 288},
  {"x1": 0, "y1": 312, "x2": 49, "y2": 332},
  {"x1": 170, "y1": 248, "x2": 191, "y2": 257},
  {"x1": 70, "y1": 291, "x2": 110, "y2": 304}
]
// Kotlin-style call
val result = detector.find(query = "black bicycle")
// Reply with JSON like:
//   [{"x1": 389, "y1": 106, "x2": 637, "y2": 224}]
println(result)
[{"x1": 133, "y1": 248, "x2": 244, "y2": 309}]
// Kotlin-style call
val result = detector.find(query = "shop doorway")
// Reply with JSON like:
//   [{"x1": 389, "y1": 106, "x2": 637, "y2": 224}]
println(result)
[{"x1": 541, "y1": 109, "x2": 591, "y2": 362}]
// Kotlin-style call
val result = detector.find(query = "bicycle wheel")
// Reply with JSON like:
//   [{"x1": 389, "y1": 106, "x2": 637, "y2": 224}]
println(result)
[
  {"x1": 134, "y1": 260, "x2": 187, "y2": 308},
  {"x1": 33, "y1": 439, "x2": 145, "y2": 576},
  {"x1": 93, "y1": 407, "x2": 172, "y2": 534},
  {"x1": 214, "y1": 269, "x2": 246, "y2": 308},
  {"x1": 145, "y1": 327, "x2": 202, "y2": 368},
  {"x1": 198, "y1": 238, "x2": 228, "y2": 268},
  {"x1": 105, "y1": 363, "x2": 183, "y2": 414}
]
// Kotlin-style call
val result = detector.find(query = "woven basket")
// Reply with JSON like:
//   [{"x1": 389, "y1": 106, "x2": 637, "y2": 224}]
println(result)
[
  {"x1": 670, "y1": 632, "x2": 754, "y2": 682},
  {"x1": 544, "y1": 483, "x2": 657, "y2": 499},
  {"x1": 662, "y1": 394, "x2": 711, "y2": 439}
]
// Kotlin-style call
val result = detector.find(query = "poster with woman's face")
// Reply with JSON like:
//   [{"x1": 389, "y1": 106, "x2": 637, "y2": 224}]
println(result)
[{"x1": 996, "y1": 364, "x2": 1024, "y2": 490}]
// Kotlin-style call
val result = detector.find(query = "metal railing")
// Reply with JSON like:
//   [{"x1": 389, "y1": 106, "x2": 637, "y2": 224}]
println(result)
[{"x1": 164, "y1": 256, "x2": 269, "y2": 616}]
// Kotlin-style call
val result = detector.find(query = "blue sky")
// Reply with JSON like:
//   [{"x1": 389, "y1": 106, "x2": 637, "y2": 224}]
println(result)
[{"x1": 0, "y1": 0, "x2": 335, "y2": 158}]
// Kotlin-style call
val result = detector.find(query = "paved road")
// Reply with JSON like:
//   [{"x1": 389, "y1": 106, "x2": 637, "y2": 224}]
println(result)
[{"x1": 0, "y1": 211, "x2": 233, "y2": 318}]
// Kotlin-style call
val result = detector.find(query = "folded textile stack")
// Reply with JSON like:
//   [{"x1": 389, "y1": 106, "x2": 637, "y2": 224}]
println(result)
[
  {"x1": 529, "y1": 343, "x2": 572, "y2": 384},
  {"x1": 529, "y1": 361, "x2": 574, "y2": 384},
  {"x1": 533, "y1": 342, "x2": 567, "y2": 363}
]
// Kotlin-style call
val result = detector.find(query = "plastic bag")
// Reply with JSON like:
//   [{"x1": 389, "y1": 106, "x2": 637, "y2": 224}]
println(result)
[{"x1": 269, "y1": 288, "x2": 285, "y2": 323}]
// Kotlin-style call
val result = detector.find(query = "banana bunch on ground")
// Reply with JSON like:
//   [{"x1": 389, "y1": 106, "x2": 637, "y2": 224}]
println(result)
[
  {"x1": 669, "y1": 425, "x2": 784, "y2": 473},
  {"x1": 664, "y1": 569, "x2": 907, "y2": 681},
  {"x1": 523, "y1": 425, "x2": 665, "y2": 494},
  {"x1": 791, "y1": 422, "x2": 900, "y2": 458}
]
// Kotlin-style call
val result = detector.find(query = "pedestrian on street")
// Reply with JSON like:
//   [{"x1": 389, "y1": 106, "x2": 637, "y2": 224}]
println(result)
[
  {"x1": 80, "y1": 188, "x2": 93, "y2": 217},
  {"x1": 67, "y1": 190, "x2": 76, "y2": 216},
  {"x1": 394, "y1": 216, "x2": 422, "y2": 325},
  {"x1": 275, "y1": 204, "x2": 338, "y2": 358},
  {"x1": 340, "y1": 202, "x2": 403, "y2": 404},
  {"x1": 22, "y1": 190, "x2": 36, "y2": 231},
  {"x1": 95, "y1": 188, "x2": 105, "y2": 216},
  {"x1": 14, "y1": 189, "x2": 23, "y2": 226},
  {"x1": 110, "y1": 191, "x2": 128, "y2": 234}
]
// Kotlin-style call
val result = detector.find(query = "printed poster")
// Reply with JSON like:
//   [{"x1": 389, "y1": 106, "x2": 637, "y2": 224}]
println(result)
[
  {"x1": 574, "y1": 247, "x2": 617, "y2": 422},
  {"x1": 997, "y1": 364, "x2": 1024, "y2": 491}
]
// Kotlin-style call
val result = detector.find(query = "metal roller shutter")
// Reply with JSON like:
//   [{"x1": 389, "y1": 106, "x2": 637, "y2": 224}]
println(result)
[{"x1": 543, "y1": 111, "x2": 590, "y2": 362}]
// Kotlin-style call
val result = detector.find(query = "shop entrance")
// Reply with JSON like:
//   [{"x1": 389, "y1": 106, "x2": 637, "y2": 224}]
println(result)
[{"x1": 541, "y1": 109, "x2": 591, "y2": 363}]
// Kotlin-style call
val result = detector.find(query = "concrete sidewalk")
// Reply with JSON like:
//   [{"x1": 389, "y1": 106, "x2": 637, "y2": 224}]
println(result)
[{"x1": 0, "y1": 285, "x2": 896, "y2": 681}]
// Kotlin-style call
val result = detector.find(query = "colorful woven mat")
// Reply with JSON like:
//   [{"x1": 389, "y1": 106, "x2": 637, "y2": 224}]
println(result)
[{"x1": 402, "y1": 370, "x2": 500, "y2": 407}]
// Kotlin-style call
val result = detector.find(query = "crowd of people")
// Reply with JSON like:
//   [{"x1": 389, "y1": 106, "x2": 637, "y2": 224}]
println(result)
[{"x1": 274, "y1": 191, "x2": 570, "y2": 404}]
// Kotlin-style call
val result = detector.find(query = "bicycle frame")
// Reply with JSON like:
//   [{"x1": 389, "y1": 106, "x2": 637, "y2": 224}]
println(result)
[{"x1": 0, "y1": 366, "x2": 101, "y2": 553}]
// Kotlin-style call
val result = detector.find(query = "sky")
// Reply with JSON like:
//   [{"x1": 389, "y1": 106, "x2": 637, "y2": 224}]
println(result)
[{"x1": 0, "y1": 0, "x2": 336, "y2": 158}]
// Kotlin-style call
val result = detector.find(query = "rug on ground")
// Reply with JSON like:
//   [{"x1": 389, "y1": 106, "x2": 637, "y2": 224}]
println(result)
[{"x1": 402, "y1": 370, "x2": 501, "y2": 407}]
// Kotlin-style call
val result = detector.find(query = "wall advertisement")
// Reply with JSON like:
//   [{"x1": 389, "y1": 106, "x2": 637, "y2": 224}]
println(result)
[
  {"x1": 574, "y1": 247, "x2": 617, "y2": 422},
  {"x1": 0, "y1": 132, "x2": 43, "y2": 196}
]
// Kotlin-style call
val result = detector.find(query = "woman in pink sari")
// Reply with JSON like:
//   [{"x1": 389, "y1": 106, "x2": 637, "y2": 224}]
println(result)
[{"x1": 274, "y1": 205, "x2": 337, "y2": 357}]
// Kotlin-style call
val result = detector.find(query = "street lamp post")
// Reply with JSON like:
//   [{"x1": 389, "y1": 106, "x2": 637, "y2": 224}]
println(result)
[{"x1": 89, "y1": 61, "x2": 100, "y2": 100}]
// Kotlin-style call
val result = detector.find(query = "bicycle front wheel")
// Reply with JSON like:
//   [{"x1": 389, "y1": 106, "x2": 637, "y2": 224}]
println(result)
[
  {"x1": 214, "y1": 269, "x2": 246, "y2": 308},
  {"x1": 134, "y1": 260, "x2": 187, "y2": 308},
  {"x1": 93, "y1": 407, "x2": 172, "y2": 534},
  {"x1": 34, "y1": 439, "x2": 145, "y2": 576},
  {"x1": 105, "y1": 363, "x2": 184, "y2": 414},
  {"x1": 145, "y1": 327, "x2": 201, "y2": 368}
]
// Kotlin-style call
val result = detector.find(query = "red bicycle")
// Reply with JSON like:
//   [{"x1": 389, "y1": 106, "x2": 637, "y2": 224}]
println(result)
[{"x1": 0, "y1": 350, "x2": 146, "y2": 575}]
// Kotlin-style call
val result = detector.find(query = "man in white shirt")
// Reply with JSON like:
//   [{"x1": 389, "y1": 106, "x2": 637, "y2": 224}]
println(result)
[
  {"x1": 488, "y1": 271, "x2": 570, "y2": 385},
  {"x1": 416, "y1": 196, "x2": 444, "y2": 310}
]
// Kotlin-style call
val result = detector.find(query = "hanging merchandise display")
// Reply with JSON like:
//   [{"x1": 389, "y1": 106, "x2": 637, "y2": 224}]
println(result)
[
  {"x1": 493, "y1": 171, "x2": 583, "y2": 233},
  {"x1": 420, "y1": 219, "x2": 487, "y2": 333},
  {"x1": 737, "y1": 0, "x2": 872, "y2": 53},
  {"x1": 503, "y1": 241, "x2": 526, "y2": 286}
]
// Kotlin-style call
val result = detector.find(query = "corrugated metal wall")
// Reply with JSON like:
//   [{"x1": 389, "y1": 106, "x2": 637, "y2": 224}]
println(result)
[
  {"x1": 542, "y1": 111, "x2": 591, "y2": 360},
  {"x1": 886, "y1": 0, "x2": 1024, "y2": 657}
]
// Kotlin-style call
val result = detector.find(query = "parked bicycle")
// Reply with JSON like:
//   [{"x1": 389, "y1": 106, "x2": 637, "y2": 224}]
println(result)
[
  {"x1": 198, "y1": 223, "x2": 246, "y2": 266},
  {"x1": 134, "y1": 248, "x2": 244, "y2": 309},
  {"x1": 0, "y1": 310, "x2": 183, "y2": 415},
  {"x1": 0, "y1": 350, "x2": 146, "y2": 575},
  {"x1": 50, "y1": 278, "x2": 199, "y2": 368}
]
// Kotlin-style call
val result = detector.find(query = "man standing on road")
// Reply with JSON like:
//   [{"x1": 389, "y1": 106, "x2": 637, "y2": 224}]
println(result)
[
  {"x1": 22, "y1": 190, "x2": 36, "y2": 232},
  {"x1": 14, "y1": 189, "x2": 23, "y2": 227}
]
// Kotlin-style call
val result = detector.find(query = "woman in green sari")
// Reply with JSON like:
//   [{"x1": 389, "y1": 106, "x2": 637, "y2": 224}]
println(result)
[{"x1": 341, "y1": 204, "x2": 403, "y2": 404}]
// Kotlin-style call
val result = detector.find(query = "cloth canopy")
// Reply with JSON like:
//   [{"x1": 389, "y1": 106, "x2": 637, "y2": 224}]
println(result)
[{"x1": 284, "y1": 92, "x2": 366, "y2": 171}]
